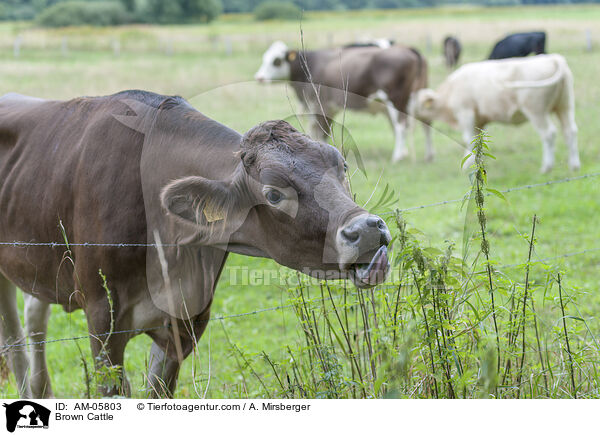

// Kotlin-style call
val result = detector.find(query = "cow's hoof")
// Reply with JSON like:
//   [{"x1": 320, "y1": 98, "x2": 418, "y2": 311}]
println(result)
[
  {"x1": 392, "y1": 151, "x2": 409, "y2": 163},
  {"x1": 540, "y1": 165, "x2": 553, "y2": 174},
  {"x1": 569, "y1": 161, "x2": 581, "y2": 171},
  {"x1": 424, "y1": 153, "x2": 435, "y2": 163}
]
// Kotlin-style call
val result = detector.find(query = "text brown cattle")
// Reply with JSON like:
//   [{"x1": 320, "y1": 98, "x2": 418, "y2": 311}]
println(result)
[
  {"x1": 255, "y1": 41, "x2": 432, "y2": 163},
  {"x1": 0, "y1": 90, "x2": 391, "y2": 398}
]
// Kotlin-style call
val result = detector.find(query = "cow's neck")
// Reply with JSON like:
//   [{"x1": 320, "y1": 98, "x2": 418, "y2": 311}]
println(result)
[{"x1": 289, "y1": 51, "x2": 316, "y2": 84}]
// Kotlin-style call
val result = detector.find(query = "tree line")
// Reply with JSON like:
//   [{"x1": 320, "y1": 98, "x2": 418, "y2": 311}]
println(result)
[{"x1": 1, "y1": 0, "x2": 599, "y2": 24}]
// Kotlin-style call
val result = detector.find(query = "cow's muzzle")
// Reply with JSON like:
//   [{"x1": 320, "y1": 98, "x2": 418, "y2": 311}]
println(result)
[{"x1": 337, "y1": 214, "x2": 391, "y2": 288}]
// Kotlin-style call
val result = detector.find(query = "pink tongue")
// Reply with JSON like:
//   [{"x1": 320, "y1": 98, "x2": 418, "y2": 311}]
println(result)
[{"x1": 365, "y1": 246, "x2": 389, "y2": 285}]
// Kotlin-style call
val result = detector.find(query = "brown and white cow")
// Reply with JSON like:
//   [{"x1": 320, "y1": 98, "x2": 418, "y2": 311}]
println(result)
[
  {"x1": 255, "y1": 41, "x2": 432, "y2": 162},
  {"x1": 0, "y1": 90, "x2": 391, "y2": 398},
  {"x1": 409, "y1": 54, "x2": 580, "y2": 172}
]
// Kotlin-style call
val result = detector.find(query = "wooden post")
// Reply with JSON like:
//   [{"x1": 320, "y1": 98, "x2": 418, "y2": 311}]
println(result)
[
  {"x1": 13, "y1": 35, "x2": 22, "y2": 58},
  {"x1": 224, "y1": 36, "x2": 232, "y2": 56},
  {"x1": 61, "y1": 36, "x2": 68, "y2": 56},
  {"x1": 210, "y1": 35, "x2": 219, "y2": 52},
  {"x1": 585, "y1": 29, "x2": 592, "y2": 52},
  {"x1": 112, "y1": 38, "x2": 121, "y2": 57},
  {"x1": 165, "y1": 38, "x2": 173, "y2": 56}
]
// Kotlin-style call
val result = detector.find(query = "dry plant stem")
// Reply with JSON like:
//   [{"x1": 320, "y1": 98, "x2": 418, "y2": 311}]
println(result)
[
  {"x1": 517, "y1": 215, "x2": 537, "y2": 398},
  {"x1": 558, "y1": 274, "x2": 577, "y2": 398},
  {"x1": 325, "y1": 283, "x2": 365, "y2": 394}
]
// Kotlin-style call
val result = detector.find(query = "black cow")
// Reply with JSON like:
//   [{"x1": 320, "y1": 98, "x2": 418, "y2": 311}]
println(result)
[{"x1": 488, "y1": 31, "x2": 546, "y2": 60}]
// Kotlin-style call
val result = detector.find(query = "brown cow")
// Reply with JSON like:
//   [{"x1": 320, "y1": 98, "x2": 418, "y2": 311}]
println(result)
[
  {"x1": 443, "y1": 36, "x2": 461, "y2": 69},
  {"x1": 0, "y1": 90, "x2": 391, "y2": 398},
  {"x1": 255, "y1": 41, "x2": 433, "y2": 162}
]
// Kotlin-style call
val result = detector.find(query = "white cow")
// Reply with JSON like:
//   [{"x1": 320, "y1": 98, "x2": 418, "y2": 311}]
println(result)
[{"x1": 409, "y1": 54, "x2": 580, "y2": 172}]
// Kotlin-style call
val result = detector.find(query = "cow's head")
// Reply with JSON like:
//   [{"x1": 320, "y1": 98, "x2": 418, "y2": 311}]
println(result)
[
  {"x1": 409, "y1": 88, "x2": 440, "y2": 123},
  {"x1": 161, "y1": 120, "x2": 390, "y2": 288},
  {"x1": 254, "y1": 41, "x2": 297, "y2": 83}
]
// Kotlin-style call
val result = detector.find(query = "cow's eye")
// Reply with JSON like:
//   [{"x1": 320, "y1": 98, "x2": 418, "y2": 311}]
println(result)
[
  {"x1": 343, "y1": 161, "x2": 348, "y2": 172},
  {"x1": 265, "y1": 189, "x2": 283, "y2": 205},
  {"x1": 273, "y1": 58, "x2": 282, "y2": 67}
]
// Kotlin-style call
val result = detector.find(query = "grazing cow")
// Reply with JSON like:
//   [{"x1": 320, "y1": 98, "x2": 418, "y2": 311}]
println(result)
[
  {"x1": 409, "y1": 54, "x2": 580, "y2": 173},
  {"x1": 488, "y1": 31, "x2": 546, "y2": 60},
  {"x1": 443, "y1": 36, "x2": 461, "y2": 68},
  {"x1": 0, "y1": 90, "x2": 391, "y2": 398},
  {"x1": 255, "y1": 41, "x2": 432, "y2": 163},
  {"x1": 344, "y1": 38, "x2": 394, "y2": 49}
]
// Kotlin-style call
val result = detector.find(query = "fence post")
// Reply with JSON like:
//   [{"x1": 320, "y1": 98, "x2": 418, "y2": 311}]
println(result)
[
  {"x1": 164, "y1": 38, "x2": 173, "y2": 56},
  {"x1": 13, "y1": 35, "x2": 22, "y2": 58},
  {"x1": 61, "y1": 36, "x2": 68, "y2": 56},
  {"x1": 224, "y1": 36, "x2": 232, "y2": 56},
  {"x1": 585, "y1": 29, "x2": 593, "y2": 52},
  {"x1": 210, "y1": 35, "x2": 219, "y2": 52},
  {"x1": 112, "y1": 38, "x2": 121, "y2": 57}
]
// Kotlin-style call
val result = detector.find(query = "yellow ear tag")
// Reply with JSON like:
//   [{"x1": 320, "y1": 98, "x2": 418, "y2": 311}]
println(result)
[
  {"x1": 287, "y1": 51, "x2": 297, "y2": 62},
  {"x1": 423, "y1": 99, "x2": 433, "y2": 109},
  {"x1": 203, "y1": 202, "x2": 225, "y2": 223}
]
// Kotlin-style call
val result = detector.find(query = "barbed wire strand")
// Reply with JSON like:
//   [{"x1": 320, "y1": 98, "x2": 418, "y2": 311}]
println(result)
[
  {"x1": 0, "y1": 282, "x2": 410, "y2": 352},
  {"x1": 0, "y1": 171, "x2": 598, "y2": 351},
  {"x1": 383, "y1": 171, "x2": 600, "y2": 215},
  {"x1": 2, "y1": 244, "x2": 598, "y2": 352}
]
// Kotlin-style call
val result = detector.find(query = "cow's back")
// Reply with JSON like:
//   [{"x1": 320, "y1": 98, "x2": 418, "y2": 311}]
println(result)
[
  {"x1": 441, "y1": 55, "x2": 571, "y2": 123},
  {"x1": 0, "y1": 92, "x2": 148, "y2": 306}
]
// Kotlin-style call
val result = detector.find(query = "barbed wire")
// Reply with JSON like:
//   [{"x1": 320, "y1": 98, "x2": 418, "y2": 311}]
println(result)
[
  {"x1": 0, "y1": 284, "x2": 405, "y2": 352},
  {"x1": 0, "y1": 171, "x2": 596, "y2": 248},
  {"x1": 0, "y1": 242, "x2": 177, "y2": 248},
  {"x1": 497, "y1": 247, "x2": 600, "y2": 271},
  {"x1": 383, "y1": 171, "x2": 600, "y2": 215},
  {"x1": 2, "y1": 244, "x2": 598, "y2": 352},
  {"x1": 0, "y1": 171, "x2": 598, "y2": 352}
]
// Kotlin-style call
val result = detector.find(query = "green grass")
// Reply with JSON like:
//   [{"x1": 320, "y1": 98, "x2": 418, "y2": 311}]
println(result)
[{"x1": 1, "y1": 4, "x2": 599, "y2": 398}]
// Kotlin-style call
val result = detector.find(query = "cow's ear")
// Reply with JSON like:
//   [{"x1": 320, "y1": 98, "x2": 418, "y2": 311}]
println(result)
[
  {"x1": 160, "y1": 176, "x2": 250, "y2": 238},
  {"x1": 286, "y1": 50, "x2": 298, "y2": 62},
  {"x1": 422, "y1": 94, "x2": 436, "y2": 109}
]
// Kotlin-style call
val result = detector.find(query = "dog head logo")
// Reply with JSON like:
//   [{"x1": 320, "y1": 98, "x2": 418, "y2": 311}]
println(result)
[{"x1": 2, "y1": 401, "x2": 50, "y2": 432}]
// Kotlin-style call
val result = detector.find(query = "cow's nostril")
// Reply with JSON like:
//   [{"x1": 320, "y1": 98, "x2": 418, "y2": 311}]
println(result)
[
  {"x1": 341, "y1": 228, "x2": 360, "y2": 243},
  {"x1": 366, "y1": 216, "x2": 378, "y2": 228}
]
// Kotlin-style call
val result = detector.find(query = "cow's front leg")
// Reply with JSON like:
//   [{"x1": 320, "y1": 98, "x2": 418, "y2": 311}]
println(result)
[
  {"x1": 85, "y1": 302, "x2": 131, "y2": 397},
  {"x1": 24, "y1": 294, "x2": 53, "y2": 398},
  {"x1": 458, "y1": 111, "x2": 477, "y2": 170},
  {"x1": 380, "y1": 93, "x2": 409, "y2": 162},
  {"x1": 146, "y1": 310, "x2": 211, "y2": 398},
  {"x1": 0, "y1": 278, "x2": 32, "y2": 398},
  {"x1": 308, "y1": 114, "x2": 334, "y2": 142},
  {"x1": 146, "y1": 341, "x2": 182, "y2": 398},
  {"x1": 391, "y1": 119, "x2": 408, "y2": 163},
  {"x1": 422, "y1": 120, "x2": 434, "y2": 162}
]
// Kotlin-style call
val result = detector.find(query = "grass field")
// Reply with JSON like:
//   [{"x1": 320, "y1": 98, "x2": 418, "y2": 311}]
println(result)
[{"x1": 1, "y1": 4, "x2": 600, "y2": 398}]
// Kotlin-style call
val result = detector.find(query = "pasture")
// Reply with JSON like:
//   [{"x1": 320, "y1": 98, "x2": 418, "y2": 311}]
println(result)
[{"x1": 1, "y1": 4, "x2": 600, "y2": 398}]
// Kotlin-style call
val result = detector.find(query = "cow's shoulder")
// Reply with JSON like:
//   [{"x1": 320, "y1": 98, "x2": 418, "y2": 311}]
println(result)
[
  {"x1": 0, "y1": 93, "x2": 47, "y2": 116},
  {"x1": 0, "y1": 92, "x2": 45, "y2": 106}
]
